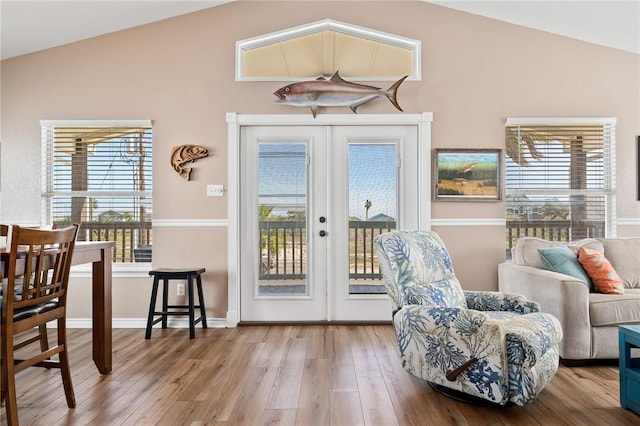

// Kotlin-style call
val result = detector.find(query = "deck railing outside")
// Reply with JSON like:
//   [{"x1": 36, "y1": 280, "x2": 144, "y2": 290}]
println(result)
[
  {"x1": 505, "y1": 219, "x2": 605, "y2": 259},
  {"x1": 259, "y1": 220, "x2": 307, "y2": 280},
  {"x1": 349, "y1": 221, "x2": 396, "y2": 280},
  {"x1": 54, "y1": 221, "x2": 153, "y2": 263},
  {"x1": 259, "y1": 220, "x2": 396, "y2": 281}
]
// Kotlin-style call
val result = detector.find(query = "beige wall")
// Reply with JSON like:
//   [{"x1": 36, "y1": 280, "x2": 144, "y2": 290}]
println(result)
[{"x1": 2, "y1": 1, "x2": 639, "y2": 321}]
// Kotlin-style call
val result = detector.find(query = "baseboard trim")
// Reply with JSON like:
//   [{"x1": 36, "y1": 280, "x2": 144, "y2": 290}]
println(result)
[
  {"x1": 60, "y1": 317, "x2": 228, "y2": 329},
  {"x1": 61, "y1": 318, "x2": 390, "y2": 328}
]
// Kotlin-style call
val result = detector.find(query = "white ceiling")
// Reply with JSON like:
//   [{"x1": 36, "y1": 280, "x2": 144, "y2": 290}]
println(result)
[
  {"x1": 1, "y1": 1, "x2": 638, "y2": 61},
  {"x1": 428, "y1": 1, "x2": 639, "y2": 55},
  {"x1": 0, "y1": 1, "x2": 230, "y2": 60}
]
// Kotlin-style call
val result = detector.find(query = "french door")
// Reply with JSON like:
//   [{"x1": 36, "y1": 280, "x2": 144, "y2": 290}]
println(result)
[{"x1": 239, "y1": 124, "x2": 419, "y2": 321}]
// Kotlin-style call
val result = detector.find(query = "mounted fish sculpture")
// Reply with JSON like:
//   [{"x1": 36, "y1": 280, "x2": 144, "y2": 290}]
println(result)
[
  {"x1": 171, "y1": 145, "x2": 208, "y2": 180},
  {"x1": 273, "y1": 70, "x2": 408, "y2": 118}
]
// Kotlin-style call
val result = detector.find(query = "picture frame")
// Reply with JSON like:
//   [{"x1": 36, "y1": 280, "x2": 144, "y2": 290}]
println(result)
[{"x1": 433, "y1": 148, "x2": 503, "y2": 201}]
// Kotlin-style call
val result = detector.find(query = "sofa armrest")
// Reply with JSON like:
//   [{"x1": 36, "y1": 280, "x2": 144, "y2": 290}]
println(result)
[{"x1": 498, "y1": 262, "x2": 591, "y2": 360}]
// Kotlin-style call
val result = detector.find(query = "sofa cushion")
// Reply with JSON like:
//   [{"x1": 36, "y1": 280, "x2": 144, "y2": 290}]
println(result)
[
  {"x1": 589, "y1": 289, "x2": 640, "y2": 326},
  {"x1": 538, "y1": 245, "x2": 592, "y2": 289},
  {"x1": 577, "y1": 246, "x2": 624, "y2": 294},
  {"x1": 512, "y1": 237, "x2": 602, "y2": 269},
  {"x1": 598, "y1": 238, "x2": 640, "y2": 289}
]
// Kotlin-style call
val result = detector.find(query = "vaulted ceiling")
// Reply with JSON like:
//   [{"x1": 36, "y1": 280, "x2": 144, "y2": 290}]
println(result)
[{"x1": 1, "y1": 1, "x2": 638, "y2": 61}]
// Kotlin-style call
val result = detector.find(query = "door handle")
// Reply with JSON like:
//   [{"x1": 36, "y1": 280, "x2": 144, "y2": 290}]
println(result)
[{"x1": 319, "y1": 230, "x2": 327, "y2": 237}]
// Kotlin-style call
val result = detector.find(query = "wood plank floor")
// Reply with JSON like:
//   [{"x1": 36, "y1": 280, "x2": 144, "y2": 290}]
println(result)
[{"x1": 3, "y1": 325, "x2": 639, "y2": 426}]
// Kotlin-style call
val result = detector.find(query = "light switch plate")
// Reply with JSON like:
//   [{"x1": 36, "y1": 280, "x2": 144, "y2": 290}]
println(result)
[{"x1": 207, "y1": 184, "x2": 224, "y2": 197}]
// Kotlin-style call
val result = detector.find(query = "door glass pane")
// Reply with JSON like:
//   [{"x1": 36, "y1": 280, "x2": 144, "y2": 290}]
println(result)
[
  {"x1": 257, "y1": 143, "x2": 308, "y2": 296},
  {"x1": 348, "y1": 143, "x2": 397, "y2": 295}
]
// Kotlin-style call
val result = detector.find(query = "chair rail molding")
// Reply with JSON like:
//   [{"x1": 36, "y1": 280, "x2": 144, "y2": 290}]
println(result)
[
  {"x1": 152, "y1": 219, "x2": 228, "y2": 227},
  {"x1": 618, "y1": 218, "x2": 640, "y2": 226},
  {"x1": 431, "y1": 218, "x2": 506, "y2": 227}
]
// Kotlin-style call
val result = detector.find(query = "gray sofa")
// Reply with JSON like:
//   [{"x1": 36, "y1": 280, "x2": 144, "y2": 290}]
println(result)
[{"x1": 498, "y1": 237, "x2": 640, "y2": 362}]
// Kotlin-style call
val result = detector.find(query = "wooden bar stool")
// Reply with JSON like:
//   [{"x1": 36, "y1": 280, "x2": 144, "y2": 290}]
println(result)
[{"x1": 145, "y1": 268, "x2": 207, "y2": 339}]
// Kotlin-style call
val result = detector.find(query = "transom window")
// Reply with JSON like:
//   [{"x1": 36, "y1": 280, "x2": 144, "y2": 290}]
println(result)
[
  {"x1": 41, "y1": 120, "x2": 153, "y2": 264},
  {"x1": 236, "y1": 19, "x2": 421, "y2": 81},
  {"x1": 504, "y1": 117, "x2": 616, "y2": 258}
]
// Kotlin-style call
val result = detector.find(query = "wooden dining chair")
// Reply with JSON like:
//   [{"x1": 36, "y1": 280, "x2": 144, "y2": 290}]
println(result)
[
  {"x1": 0, "y1": 224, "x2": 78, "y2": 425},
  {"x1": 0, "y1": 224, "x2": 51, "y2": 358}
]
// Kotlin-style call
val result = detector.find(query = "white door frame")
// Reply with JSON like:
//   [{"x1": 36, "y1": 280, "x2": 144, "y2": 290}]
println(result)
[{"x1": 226, "y1": 113, "x2": 433, "y2": 327}]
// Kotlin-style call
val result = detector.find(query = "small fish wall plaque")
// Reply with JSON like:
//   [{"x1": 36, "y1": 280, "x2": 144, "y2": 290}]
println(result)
[
  {"x1": 273, "y1": 70, "x2": 407, "y2": 118},
  {"x1": 171, "y1": 145, "x2": 208, "y2": 180}
]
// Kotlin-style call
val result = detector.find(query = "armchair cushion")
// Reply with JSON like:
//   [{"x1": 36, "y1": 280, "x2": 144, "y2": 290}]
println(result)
[
  {"x1": 465, "y1": 290, "x2": 540, "y2": 314},
  {"x1": 403, "y1": 280, "x2": 466, "y2": 308},
  {"x1": 376, "y1": 230, "x2": 466, "y2": 309}
]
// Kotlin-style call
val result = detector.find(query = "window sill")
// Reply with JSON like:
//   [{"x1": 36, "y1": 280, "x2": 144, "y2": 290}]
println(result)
[{"x1": 70, "y1": 263, "x2": 151, "y2": 278}]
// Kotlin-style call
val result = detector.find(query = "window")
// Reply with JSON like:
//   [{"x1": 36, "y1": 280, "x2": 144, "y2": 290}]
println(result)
[
  {"x1": 236, "y1": 19, "x2": 421, "y2": 81},
  {"x1": 41, "y1": 120, "x2": 152, "y2": 264},
  {"x1": 504, "y1": 118, "x2": 616, "y2": 258}
]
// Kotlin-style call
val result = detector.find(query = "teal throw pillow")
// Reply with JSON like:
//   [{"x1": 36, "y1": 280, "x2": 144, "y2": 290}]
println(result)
[{"x1": 538, "y1": 245, "x2": 592, "y2": 289}]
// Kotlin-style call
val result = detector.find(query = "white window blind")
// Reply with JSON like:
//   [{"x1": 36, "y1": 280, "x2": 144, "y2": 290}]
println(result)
[
  {"x1": 41, "y1": 120, "x2": 153, "y2": 263},
  {"x1": 504, "y1": 118, "x2": 616, "y2": 258}
]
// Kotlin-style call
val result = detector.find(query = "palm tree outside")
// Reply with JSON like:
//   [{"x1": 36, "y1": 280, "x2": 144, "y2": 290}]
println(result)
[{"x1": 364, "y1": 199, "x2": 372, "y2": 220}]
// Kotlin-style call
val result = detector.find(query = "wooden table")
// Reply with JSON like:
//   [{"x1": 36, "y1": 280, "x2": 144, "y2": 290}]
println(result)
[{"x1": 1, "y1": 241, "x2": 115, "y2": 375}]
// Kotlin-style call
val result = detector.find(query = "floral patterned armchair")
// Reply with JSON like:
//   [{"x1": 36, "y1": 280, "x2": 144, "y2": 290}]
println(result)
[{"x1": 374, "y1": 230, "x2": 562, "y2": 406}]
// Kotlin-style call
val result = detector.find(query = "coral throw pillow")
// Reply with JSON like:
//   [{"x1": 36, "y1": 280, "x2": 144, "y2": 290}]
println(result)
[{"x1": 577, "y1": 247, "x2": 625, "y2": 294}]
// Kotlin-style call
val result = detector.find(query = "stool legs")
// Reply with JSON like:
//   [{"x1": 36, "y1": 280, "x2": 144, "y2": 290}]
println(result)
[
  {"x1": 197, "y1": 275, "x2": 208, "y2": 330},
  {"x1": 145, "y1": 276, "x2": 160, "y2": 339},
  {"x1": 145, "y1": 271, "x2": 207, "y2": 339},
  {"x1": 188, "y1": 275, "x2": 195, "y2": 339},
  {"x1": 162, "y1": 278, "x2": 169, "y2": 329}
]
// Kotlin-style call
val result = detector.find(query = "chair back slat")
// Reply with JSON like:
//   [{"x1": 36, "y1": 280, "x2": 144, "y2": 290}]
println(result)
[{"x1": 5, "y1": 225, "x2": 78, "y2": 310}]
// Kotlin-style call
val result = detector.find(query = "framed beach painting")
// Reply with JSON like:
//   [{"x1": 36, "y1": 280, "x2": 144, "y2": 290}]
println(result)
[{"x1": 433, "y1": 149, "x2": 503, "y2": 201}]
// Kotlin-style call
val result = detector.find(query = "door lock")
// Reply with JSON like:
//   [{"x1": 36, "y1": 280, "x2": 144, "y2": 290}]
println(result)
[{"x1": 319, "y1": 217, "x2": 326, "y2": 223}]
